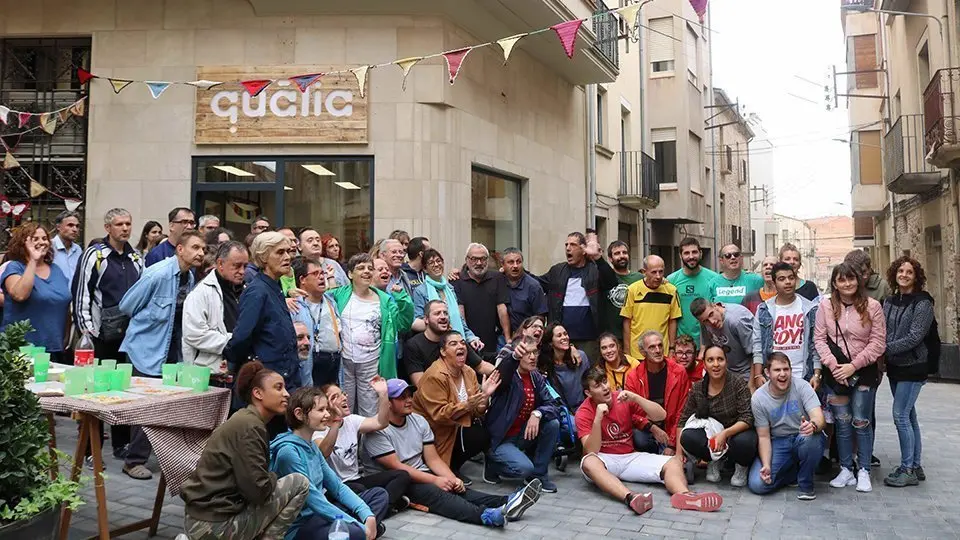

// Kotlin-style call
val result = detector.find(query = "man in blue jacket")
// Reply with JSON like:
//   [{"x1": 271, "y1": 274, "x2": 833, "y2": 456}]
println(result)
[
  {"x1": 119, "y1": 229, "x2": 205, "y2": 479},
  {"x1": 484, "y1": 338, "x2": 560, "y2": 492}
]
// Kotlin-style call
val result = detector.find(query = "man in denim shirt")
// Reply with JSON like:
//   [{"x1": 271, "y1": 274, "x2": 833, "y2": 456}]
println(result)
[
  {"x1": 290, "y1": 257, "x2": 342, "y2": 388},
  {"x1": 118, "y1": 229, "x2": 205, "y2": 480}
]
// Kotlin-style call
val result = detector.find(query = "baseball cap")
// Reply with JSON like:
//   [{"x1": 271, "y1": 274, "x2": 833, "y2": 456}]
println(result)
[{"x1": 386, "y1": 378, "x2": 416, "y2": 399}]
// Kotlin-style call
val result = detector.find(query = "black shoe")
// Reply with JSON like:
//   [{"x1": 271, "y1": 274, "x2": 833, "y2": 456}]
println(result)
[
  {"x1": 483, "y1": 460, "x2": 501, "y2": 485},
  {"x1": 871, "y1": 455, "x2": 881, "y2": 467},
  {"x1": 376, "y1": 522, "x2": 386, "y2": 538},
  {"x1": 112, "y1": 444, "x2": 129, "y2": 460}
]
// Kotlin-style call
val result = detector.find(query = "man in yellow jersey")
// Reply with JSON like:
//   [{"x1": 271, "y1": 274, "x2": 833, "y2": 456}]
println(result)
[{"x1": 620, "y1": 255, "x2": 682, "y2": 359}]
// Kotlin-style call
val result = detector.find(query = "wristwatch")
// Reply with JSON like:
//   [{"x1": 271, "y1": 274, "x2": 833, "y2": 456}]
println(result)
[{"x1": 531, "y1": 410, "x2": 543, "y2": 419}]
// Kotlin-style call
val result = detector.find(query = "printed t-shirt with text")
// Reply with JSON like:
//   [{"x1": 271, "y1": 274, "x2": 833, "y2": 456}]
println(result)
[
  {"x1": 709, "y1": 272, "x2": 764, "y2": 305},
  {"x1": 771, "y1": 296, "x2": 806, "y2": 378},
  {"x1": 575, "y1": 391, "x2": 642, "y2": 455}
]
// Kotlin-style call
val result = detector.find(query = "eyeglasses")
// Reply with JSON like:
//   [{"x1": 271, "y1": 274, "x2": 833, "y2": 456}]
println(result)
[
  {"x1": 427, "y1": 259, "x2": 444, "y2": 267},
  {"x1": 467, "y1": 256, "x2": 488, "y2": 263},
  {"x1": 172, "y1": 219, "x2": 196, "y2": 226},
  {"x1": 722, "y1": 252, "x2": 742, "y2": 259},
  {"x1": 306, "y1": 269, "x2": 323, "y2": 279},
  {"x1": 675, "y1": 350, "x2": 695, "y2": 357}
]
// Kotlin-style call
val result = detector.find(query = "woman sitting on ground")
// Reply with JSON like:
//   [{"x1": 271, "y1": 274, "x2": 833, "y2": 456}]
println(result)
[
  {"x1": 271, "y1": 386, "x2": 388, "y2": 540},
  {"x1": 180, "y1": 361, "x2": 309, "y2": 540},
  {"x1": 676, "y1": 345, "x2": 756, "y2": 487},
  {"x1": 598, "y1": 332, "x2": 639, "y2": 391}
]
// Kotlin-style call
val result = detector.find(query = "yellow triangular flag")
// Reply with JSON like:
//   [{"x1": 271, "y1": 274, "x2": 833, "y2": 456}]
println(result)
[
  {"x1": 351, "y1": 66, "x2": 370, "y2": 98},
  {"x1": 58, "y1": 109, "x2": 71, "y2": 123},
  {"x1": 394, "y1": 57, "x2": 422, "y2": 91},
  {"x1": 108, "y1": 78, "x2": 133, "y2": 94},
  {"x1": 617, "y1": 3, "x2": 642, "y2": 31},
  {"x1": 69, "y1": 99, "x2": 86, "y2": 117},
  {"x1": 497, "y1": 34, "x2": 526, "y2": 64},
  {"x1": 29, "y1": 179, "x2": 46, "y2": 198},
  {"x1": 2, "y1": 152, "x2": 19, "y2": 170},
  {"x1": 39, "y1": 113, "x2": 57, "y2": 135}
]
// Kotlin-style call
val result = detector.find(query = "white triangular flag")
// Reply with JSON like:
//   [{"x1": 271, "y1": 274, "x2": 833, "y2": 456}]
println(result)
[
  {"x1": 497, "y1": 34, "x2": 526, "y2": 64},
  {"x1": 350, "y1": 66, "x2": 370, "y2": 98},
  {"x1": 185, "y1": 80, "x2": 223, "y2": 90},
  {"x1": 617, "y1": 3, "x2": 642, "y2": 31},
  {"x1": 64, "y1": 199, "x2": 82, "y2": 212},
  {"x1": 0, "y1": 105, "x2": 8, "y2": 125}
]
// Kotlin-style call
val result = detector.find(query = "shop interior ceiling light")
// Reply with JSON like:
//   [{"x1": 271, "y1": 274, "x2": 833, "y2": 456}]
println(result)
[
  {"x1": 334, "y1": 181, "x2": 361, "y2": 190},
  {"x1": 212, "y1": 165, "x2": 255, "y2": 177},
  {"x1": 301, "y1": 164, "x2": 336, "y2": 176}
]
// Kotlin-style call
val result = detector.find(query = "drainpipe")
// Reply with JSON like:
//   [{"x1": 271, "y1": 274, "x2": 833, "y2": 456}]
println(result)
[
  {"x1": 639, "y1": 7, "x2": 650, "y2": 257},
  {"x1": 708, "y1": 8, "x2": 719, "y2": 269},
  {"x1": 880, "y1": 13, "x2": 898, "y2": 258},
  {"x1": 586, "y1": 84, "x2": 598, "y2": 229}
]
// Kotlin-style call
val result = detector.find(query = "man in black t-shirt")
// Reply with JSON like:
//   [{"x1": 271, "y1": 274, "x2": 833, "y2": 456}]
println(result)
[{"x1": 404, "y1": 300, "x2": 493, "y2": 384}]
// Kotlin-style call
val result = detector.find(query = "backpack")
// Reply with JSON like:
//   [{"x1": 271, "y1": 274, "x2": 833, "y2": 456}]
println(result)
[{"x1": 925, "y1": 316, "x2": 941, "y2": 375}]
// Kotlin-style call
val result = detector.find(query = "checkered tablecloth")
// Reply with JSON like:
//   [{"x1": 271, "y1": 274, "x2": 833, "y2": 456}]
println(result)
[{"x1": 40, "y1": 388, "x2": 231, "y2": 496}]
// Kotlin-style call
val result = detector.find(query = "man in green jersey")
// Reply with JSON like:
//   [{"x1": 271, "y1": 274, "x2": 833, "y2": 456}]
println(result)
[
  {"x1": 666, "y1": 237, "x2": 718, "y2": 349},
  {"x1": 709, "y1": 243, "x2": 764, "y2": 305}
]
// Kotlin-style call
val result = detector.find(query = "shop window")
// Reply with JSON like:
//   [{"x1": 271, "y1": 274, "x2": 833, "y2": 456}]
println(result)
[{"x1": 471, "y1": 167, "x2": 523, "y2": 254}]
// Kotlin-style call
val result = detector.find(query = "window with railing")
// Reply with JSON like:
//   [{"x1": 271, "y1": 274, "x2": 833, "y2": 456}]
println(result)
[{"x1": 593, "y1": 1, "x2": 620, "y2": 69}]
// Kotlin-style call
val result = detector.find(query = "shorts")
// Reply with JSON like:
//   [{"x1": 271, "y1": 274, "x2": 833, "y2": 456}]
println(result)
[{"x1": 581, "y1": 452, "x2": 671, "y2": 485}]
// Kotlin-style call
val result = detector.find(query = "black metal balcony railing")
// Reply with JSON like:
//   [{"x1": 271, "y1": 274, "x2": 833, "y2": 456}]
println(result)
[
  {"x1": 593, "y1": 1, "x2": 620, "y2": 70},
  {"x1": 923, "y1": 67, "x2": 960, "y2": 153},
  {"x1": 619, "y1": 150, "x2": 661, "y2": 205},
  {"x1": 884, "y1": 114, "x2": 937, "y2": 185}
]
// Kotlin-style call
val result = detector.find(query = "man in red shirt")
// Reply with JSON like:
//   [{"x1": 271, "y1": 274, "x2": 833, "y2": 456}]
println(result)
[
  {"x1": 672, "y1": 334, "x2": 704, "y2": 384},
  {"x1": 624, "y1": 331, "x2": 691, "y2": 455},
  {"x1": 576, "y1": 369, "x2": 722, "y2": 515}
]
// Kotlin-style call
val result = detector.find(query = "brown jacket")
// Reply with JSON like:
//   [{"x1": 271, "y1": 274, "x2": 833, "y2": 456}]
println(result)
[{"x1": 413, "y1": 359, "x2": 483, "y2": 464}]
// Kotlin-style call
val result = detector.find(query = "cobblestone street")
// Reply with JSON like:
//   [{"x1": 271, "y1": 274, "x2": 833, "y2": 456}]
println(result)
[{"x1": 60, "y1": 381, "x2": 960, "y2": 540}]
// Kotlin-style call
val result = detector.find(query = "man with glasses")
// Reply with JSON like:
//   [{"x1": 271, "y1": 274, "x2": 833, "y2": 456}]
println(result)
[
  {"x1": 198, "y1": 215, "x2": 220, "y2": 234},
  {"x1": 453, "y1": 243, "x2": 511, "y2": 359},
  {"x1": 709, "y1": 244, "x2": 763, "y2": 305},
  {"x1": 290, "y1": 257, "x2": 342, "y2": 388},
  {"x1": 671, "y1": 334, "x2": 703, "y2": 383},
  {"x1": 251, "y1": 215, "x2": 271, "y2": 235},
  {"x1": 145, "y1": 207, "x2": 197, "y2": 267},
  {"x1": 667, "y1": 237, "x2": 719, "y2": 352}
]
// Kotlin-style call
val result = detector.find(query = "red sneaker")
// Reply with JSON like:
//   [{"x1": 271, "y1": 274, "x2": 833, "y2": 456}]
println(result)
[
  {"x1": 670, "y1": 492, "x2": 723, "y2": 512},
  {"x1": 628, "y1": 492, "x2": 653, "y2": 515}
]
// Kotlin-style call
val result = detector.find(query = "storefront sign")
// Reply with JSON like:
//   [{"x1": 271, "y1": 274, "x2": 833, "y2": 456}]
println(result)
[{"x1": 194, "y1": 66, "x2": 368, "y2": 144}]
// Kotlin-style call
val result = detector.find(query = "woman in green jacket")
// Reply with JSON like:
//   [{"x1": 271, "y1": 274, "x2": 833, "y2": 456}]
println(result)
[{"x1": 331, "y1": 253, "x2": 413, "y2": 417}]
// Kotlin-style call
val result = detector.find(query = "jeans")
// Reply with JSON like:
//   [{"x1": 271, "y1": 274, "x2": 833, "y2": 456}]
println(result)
[
  {"x1": 830, "y1": 385, "x2": 877, "y2": 472},
  {"x1": 748, "y1": 433, "x2": 825, "y2": 495},
  {"x1": 633, "y1": 428, "x2": 663, "y2": 454},
  {"x1": 890, "y1": 379, "x2": 925, "y2": 469},
  {"x1": 312, "y1": 351, "x2": 342, "y2": 388},
  {"x1": 451, "y1": 422, "x2": 491, "y2": 475},
  {"x1": 488, "y1": 419, "x2": 560, "y2": 479},
  {"x1": 293, "y1": 488, "x2": 389, "y2": 540},
  {"x1": 346, "y1": 470, "x2": 411, "y2": 509},
  {"x1": 406, "y1": 483, "x2": 507, "y2": 525},
  {"x1": 680, "y1": 428, "x2": 758, "y2": 466}
]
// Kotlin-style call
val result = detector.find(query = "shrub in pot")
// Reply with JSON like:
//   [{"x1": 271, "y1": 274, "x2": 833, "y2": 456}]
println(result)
[{"x1": 0, "y1": 322, "x2": 83, "y2": 539}]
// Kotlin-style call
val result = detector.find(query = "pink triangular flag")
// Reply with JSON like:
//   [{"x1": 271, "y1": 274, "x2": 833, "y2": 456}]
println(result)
[
  {"x1": 241, "y1": 79, "x2": 272, "y2": 97},
  {"x1": 290, "y1": 73, "x2": 322, "y2": 93},
  {"x1": 18, "y1": 112, "x2": 31, "y2": 128},
  {"x1": 689, "y1": 0, "x2": 708, "y2": 22},
  {"x1": 442, "y1": 48, "x2": 473, "y2": 85},
  {"x1": 551, "y1": 19, "x2": 584, "y2": 59}
]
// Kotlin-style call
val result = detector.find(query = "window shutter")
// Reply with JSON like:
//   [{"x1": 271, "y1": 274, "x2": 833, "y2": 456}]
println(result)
[
  {"x1": 649, "y1": 17, "x2": 674, "y2": 63},
  {"x1": 652, "y1": 127, "x2": 677, "y2": 143},
  {"x1": 685, "y1": 25, "x2": 698, "y2": 77},
  {"x1": 854, "y1": 34, "x2": 878, "y2": 89}
]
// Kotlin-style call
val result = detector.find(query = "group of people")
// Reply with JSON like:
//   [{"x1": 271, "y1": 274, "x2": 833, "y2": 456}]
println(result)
[{"x1": 4, "y1": 209, "x2": 936, "y2": 539}]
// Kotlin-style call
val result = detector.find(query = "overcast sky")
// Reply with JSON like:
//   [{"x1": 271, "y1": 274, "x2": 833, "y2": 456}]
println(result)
[{"x1": 708, "y1": 0, "x2": 852, "y2": 219}]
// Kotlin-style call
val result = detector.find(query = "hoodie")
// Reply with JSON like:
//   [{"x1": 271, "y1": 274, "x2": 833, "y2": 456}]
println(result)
[
  {"x1": 883, "y1": 291, "x2": 935, "y2": 381},
  {"x1": 865, "y1": 273, "x2": 891, "y2": 303},
  {"x1": 269, "y1": 431, "x2": 374, "y2": 539}
]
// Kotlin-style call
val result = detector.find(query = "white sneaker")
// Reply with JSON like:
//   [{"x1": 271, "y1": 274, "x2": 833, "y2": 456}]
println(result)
[
  {"x1": 856, "y1": 469, "x2": 872, "y2": 492},
  {"x1": 706, "y1": 459, "x2": 723, "y2": 483},
  {"x1": 730, "y1": 464, "x2": 748, "y2": 487},
  {"x1": 830, "y1": 467, "x2": 856, "y2": 488}
]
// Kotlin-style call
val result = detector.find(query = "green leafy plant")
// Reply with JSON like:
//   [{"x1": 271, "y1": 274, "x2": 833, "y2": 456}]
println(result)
[{"x1": 0, "y1": 322, "x2": 84, "y2": 525}]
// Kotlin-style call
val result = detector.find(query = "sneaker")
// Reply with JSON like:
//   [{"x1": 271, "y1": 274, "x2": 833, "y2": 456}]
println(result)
[
  {"x1": 376, "y1": 522, "x2": 386, "y2": 538},
  {"x1": 480, "y1": 507, "x2": 505, "y2": 527},
  {"x1": 175, "y1": 535, "x2": 189, "y2": 540},
  {"x1": 482, "y1": 460, "x2": 501, "y2": 485},
  {"x1": 84, "y1": 456, "x2": 95, "y2": 470},
  {"x1": 883, "y1": 467, "x2": 919, "y2": 487},
  {"x1": 730, "y1": 464, "x2": 748, "y2": 487},
  {"x1": 395, "y1": 496, "x2": 411, "y2": 512},
  {"x1": 670, "y1": 492, "x2": 723, "y2": 512},
  {"x1": 122, "y1": 464, "x2": 153, "y2": 480},
  {"x1": 914, "y1": 465, "x2": 926, "y2": 481},
  {"x1": 683, "y1": 458, "x2": 696, "y2": 485},
  {"x1": 627, "y1": 492, "x2": 653, "y2": 515},
  {"x1": 871, "y1": 454, "x2": 881, "y2": 467},
  {"x1": 502, "y1": 478, "x2": 541, "y2": 521},
  {"x1": 112, "y1": 444, "x2": 129, "y2": 460},
  {"x1": 829, "y1": 467, "x2": 856, "y2": 488},
  {"x1": 538, "y1": 477, "x2": 558, "y2": 493},
  {"x1": 797, "y1": 491, "x2": 817, "y2": 501},
  {"x1": 705, "y1": 459, "x2": 723, "y2": 483},
  {"x1": 456, "y1": 472, "x2": 473, "y2": 487},
  {"x1": 856, "y1": 469, "x2": 872, "y2": 492}
]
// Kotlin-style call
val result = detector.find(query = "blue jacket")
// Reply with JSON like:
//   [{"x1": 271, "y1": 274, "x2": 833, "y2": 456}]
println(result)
[
  {"x1": 751, "y1": 295, "x2": 821, "y2": 380},
  {"x1": 269, "y1": 432, "x2": 373, "y2": 540},
  {"x1": 119, "y1": 256, "x2": 195, "y2": 375},
  {"x1": 225, "y1": 271, "x2": 300, "y2": 391},
  {"x1": 486, "y1": 342, "x2": 559, "y2": 449}
]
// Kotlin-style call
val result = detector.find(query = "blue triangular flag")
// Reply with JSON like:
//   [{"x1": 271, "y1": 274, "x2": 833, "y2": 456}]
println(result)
[
  {"x1": 289, "y1": 73, "x2": 322, "y2": 93},
  {"x1": 145, "y1": 81, "x2": 172, "y2": 99}
]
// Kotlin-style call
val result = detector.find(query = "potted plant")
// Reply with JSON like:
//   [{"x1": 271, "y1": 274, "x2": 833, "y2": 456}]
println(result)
[{"x1": 0, "y1": 322, "x2": 83, "y2": 539}]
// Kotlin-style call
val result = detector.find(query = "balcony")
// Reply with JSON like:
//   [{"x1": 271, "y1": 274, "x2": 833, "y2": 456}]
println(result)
[
  {"x1": 879, "y1": 0, "x2": 910, "y2": 10},
  {"x1": 923, "y1": 67, "x2": 960, "y2": 168},
  {"x1": 245, "y1": 0, "x2": 619, "y2": 84},
  {"x1": 618, "y1": 150, "x2": 660, "y2": 210},
  {"x1": 592, "y1": 1, "x2": 619, "y2": 71},
  {"x1": 884, "y1": 114, "x2": 941, "y2": 194}
]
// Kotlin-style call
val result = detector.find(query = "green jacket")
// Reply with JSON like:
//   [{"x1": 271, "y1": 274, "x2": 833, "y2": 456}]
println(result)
[{"x1": 330, "y1": 285, "x2": 414, "y2": 379}]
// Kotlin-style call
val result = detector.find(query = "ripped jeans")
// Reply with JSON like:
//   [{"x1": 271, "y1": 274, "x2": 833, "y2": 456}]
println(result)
[{"x1": 829, "y1": 385, "x2": 878, "y2": 472}]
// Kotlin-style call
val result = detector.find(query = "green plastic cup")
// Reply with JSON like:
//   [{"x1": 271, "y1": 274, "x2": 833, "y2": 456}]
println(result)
[
  {"x1": 100, "y1": 359, "x2": 117, "y2": 370},
  {"x1": 19, "y1": 345, "x2": 34, "y2": 359},
  {"x1": 117, "y1": 364, "x2": 133, "y2": 389},
  {"x1": 93, "y1": 368, "x2": 112, "y2": 393},
  {"x1": 182, "y1": 365, "x2": 211, "y2": 393},
  {"x1": 91, "y1": 357, "x2": 100, "y2": 367},
  {"x1": 108, "y1": 370, "x2": 124, "y2": 391},
  {"x1": 33, "y1": 354, "x2": 50, "y2": 382},
  {"x1": 161, "y1": 364, "x2": 180, "y2": 386},
  {"x1": 64, "y1": 369, "x2": 86, "y2": 395},
  {"x1": 83, "y1": 366, "x2": 96, "y2": 390}
]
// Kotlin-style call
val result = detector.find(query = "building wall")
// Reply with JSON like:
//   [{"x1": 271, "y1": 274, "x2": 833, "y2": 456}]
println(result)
[
  {"x1": 1, "y1": 0, "x2": 588, "y2": 271},
  {"x1": 713, "y1": 89, "x2": 753, "y2": 265},
  {"x1": 805, "y1": 215, "x2": 854, "y2": 291}
]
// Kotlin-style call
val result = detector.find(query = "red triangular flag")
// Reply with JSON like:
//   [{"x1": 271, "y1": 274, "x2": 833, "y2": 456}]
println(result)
[
  {"x1": 77, "y1": 68, "x2": 96, "y2": 85},
  {"x1": 17, "y1": 112, "x2": 31, "y2": 128},
  {"x1": 289, "y1": 73, "x2": 322, "y2": 93},
  {"x1": 241, "y1": 79, "x2": 272, "y2": 97},
  {"x1": 442, "y1": 48, "x2": 473, "y2": 85},
  {"x1": 551, "y1": 19, "x2": 584, "y2": 59}
]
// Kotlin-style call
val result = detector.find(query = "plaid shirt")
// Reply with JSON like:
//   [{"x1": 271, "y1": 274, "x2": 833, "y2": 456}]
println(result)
[{"x1": 678, "y1": 375, "x2": 754, "y2": 429}]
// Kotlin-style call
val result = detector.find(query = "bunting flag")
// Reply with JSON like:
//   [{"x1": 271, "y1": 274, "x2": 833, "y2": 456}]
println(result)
[
  {"x1": 617, "y1": 3, "x2": 642, "y2": 31},
  {"x1": 689, "y1": 0, "x2": 708, "y2": 22},
  {"x1": 69, "y1": 99, "x2": 86, "y2": 117},
  {"x1": 39, "y1": 113, "x2": 57, "y2": 135},
  {"x1": 290, "y1": 73, "x2": 323, "y2": 93},
  {"x1": 241, "y1": 79, "x2": 272, "y2": 97},
  {"x1": 552, "y1": 20, "x2": 584, "y2": 59},
  {"x1": 443, "y1": 48, "x2": 473, "y2": 85},
  {"x1": 497, "y1": 34, "x2": 526, "y2": 64},
  {"x1": 0, "y1": 199, "x2": 9, "y2": 215},
  {"x1": 11, "y1": 202, "x2": 30, "y2": 219},
  {"x1": 351, "y1": 66, "x2": 370, "y2": 98},
  {"x1": 108, "y1": 78, "x2": 133, "y2": 94},
  {"x1": 17, "y1": 112, "x2": 31, "y2": 128},
  {"x1": 1, "y1": 134, "x2": 22, "y2": 152},
  {"x1": 2, "y1": 152, "x2": 19, "y2": 170},
  {"x1": 185, "y1": 80, "x2": 223, "y2": 90},
  {"x1": 395, "y1": 57, "x2": 422, "y2": 90},
  {"x1": 58, "y1": 109, "x2": 71, "y2": 123},
  {"x1": 0, "y1": 105, "x2": 8, "y2": 125},
  {"x1": 64, "y1": 199, "x2": 82, "y2": 212},
  {"x1": 145, "y1": 81, "x2": 172, "y2": 99},
  {"x1": 29, "y1": 180, "x2": 46, "y2": 198},
  {"x1": 77, "y1": 68, "x2": 96, "y2": 85}
]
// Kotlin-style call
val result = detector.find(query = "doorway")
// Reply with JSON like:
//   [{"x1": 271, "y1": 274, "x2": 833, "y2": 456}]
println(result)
[{"x1": 924, "y1": 225, "x2": 946, "y2": 325}]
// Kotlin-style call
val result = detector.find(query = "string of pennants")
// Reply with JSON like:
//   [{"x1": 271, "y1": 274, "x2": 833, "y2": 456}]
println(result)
[{"x1": 71, "y1": 0, "x2": 707, "y2": 99}]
